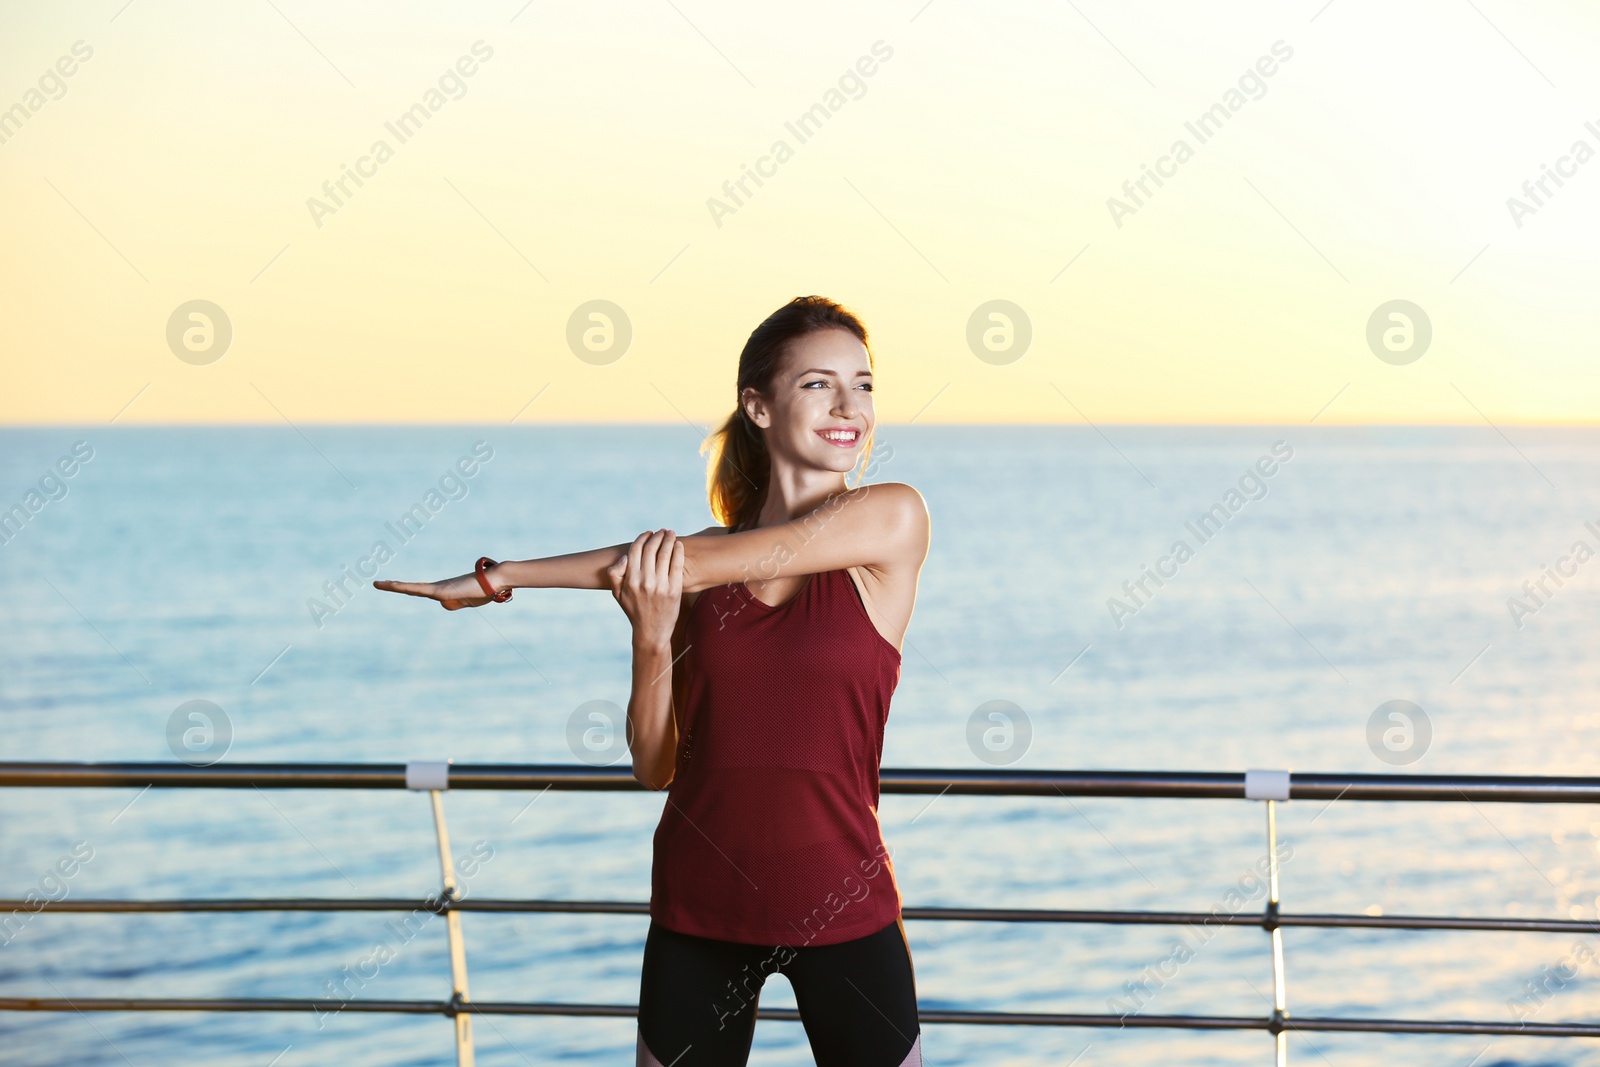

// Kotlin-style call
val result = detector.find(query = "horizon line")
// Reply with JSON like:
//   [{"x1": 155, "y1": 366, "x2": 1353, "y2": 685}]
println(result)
[{"x1": 2, "y1": 419, "x2": 1598, "y2": 429}]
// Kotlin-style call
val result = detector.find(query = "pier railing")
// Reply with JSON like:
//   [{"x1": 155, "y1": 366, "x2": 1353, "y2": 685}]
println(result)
[{"x1": 3, "y1": 762, "x2": 1598, "y2": 1066}]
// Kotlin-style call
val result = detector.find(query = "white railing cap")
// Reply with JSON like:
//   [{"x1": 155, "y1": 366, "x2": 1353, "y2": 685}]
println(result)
[
  {"x1": 406, "y1": 760, "x2": 451, "y2": 791},
  {"x1": 1244, "y1": 768, "x2": 1291, "y2": 801}
]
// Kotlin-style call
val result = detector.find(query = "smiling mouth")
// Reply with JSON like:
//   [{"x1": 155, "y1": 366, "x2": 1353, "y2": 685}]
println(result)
[{"x1": 815, "y1": 428, "x2": 861, "y2": 447}]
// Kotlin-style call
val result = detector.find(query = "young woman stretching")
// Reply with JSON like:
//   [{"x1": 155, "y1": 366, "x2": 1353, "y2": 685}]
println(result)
[{"x1": 376, "y1": 295, "x2": 930, "y2": 1066}]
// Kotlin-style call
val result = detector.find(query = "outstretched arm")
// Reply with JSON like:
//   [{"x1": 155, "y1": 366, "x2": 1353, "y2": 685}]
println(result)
[
  {"x1": 496, "y1": 482, "x2": 925, "y2": 593},
  {"x1": 676, "y1": 481, "x2": 926, "y2": 593},
  {"x1": 374, "y1": 481, "x2": 927, "y2": 607},
  {"x1": 373, "y1": 541, "x2": 633, "y2": 607}
]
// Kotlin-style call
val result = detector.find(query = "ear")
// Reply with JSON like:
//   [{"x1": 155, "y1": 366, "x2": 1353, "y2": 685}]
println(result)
[{"x1": 740, "y1": 386, "x2": 772, "y2": 430}]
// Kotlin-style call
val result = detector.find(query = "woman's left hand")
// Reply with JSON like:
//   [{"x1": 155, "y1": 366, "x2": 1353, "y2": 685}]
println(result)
[
  {"x1": 607, "y1": 529, "x2": 684, "y2": 647},
  {"x1": 373, "y1": 570, "x2": 494, "y2": 610}
]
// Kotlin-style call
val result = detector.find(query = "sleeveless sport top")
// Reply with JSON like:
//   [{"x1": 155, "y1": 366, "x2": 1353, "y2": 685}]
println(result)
[{"x1": 648, "y1": 562, "x2": 905, "y2": 947}]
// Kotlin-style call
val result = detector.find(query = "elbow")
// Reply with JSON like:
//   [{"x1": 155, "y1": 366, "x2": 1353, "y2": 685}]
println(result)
[{"x1": 632, "y1": 759, "x2": 673, "y2": 792}]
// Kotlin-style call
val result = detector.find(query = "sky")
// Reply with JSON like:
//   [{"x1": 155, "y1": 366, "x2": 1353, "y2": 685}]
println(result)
[{"x1": 2, "y1": 0, "x2": 1598, "y2": 425}]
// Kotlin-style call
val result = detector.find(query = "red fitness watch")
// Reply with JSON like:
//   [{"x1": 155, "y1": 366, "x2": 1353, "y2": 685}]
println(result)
[{"x1": 474, "y1": 556, "x2": 513, "y2": 603}]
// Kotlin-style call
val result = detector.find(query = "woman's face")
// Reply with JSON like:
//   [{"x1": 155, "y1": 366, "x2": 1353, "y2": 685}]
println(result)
[{"x1": 743, "y1": 328, "x2": 874, "y2": 475}]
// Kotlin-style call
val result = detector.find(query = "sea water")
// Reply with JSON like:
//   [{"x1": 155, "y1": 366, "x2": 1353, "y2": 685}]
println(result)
[{"x1": 1, "y1": 424, "x2": 1597, "y2": 1066}]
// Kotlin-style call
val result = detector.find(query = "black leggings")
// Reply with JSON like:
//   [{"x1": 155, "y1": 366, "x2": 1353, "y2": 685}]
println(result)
[{"x1": 636, "y1": 917, "x2": 923, "y2": 1067}]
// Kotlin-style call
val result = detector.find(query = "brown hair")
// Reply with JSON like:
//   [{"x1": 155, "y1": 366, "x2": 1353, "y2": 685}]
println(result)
[{"x1": 702, "y1": 296, "x2": 876, "y2": 531}]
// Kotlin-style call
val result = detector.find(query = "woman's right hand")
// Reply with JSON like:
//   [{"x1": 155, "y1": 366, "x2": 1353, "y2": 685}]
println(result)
[{"x1": 607, "y1": 529, "x2": 684, "y2": 649}]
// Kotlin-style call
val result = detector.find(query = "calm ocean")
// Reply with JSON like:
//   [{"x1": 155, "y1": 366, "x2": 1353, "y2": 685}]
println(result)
[{"x1": 2, "y1": 425, "x2": 1597, "y2": 1066}]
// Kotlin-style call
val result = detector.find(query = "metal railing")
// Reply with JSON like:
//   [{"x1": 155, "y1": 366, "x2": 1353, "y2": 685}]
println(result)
[{"x1": 3, "y1": 762, "x2": 1599, "y2": 1066}]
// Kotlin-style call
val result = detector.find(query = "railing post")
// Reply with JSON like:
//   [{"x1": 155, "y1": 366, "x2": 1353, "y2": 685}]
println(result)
[
  {"x1": 1246, "y1": 769, "x2": 1291, "y2": 1067},
  {"x1": 410, "y1": 761, "x2": 475, "y2": 1067},
  {"x1": 1267, "y1": 797, "x2": 1287, "y2": 1067}
]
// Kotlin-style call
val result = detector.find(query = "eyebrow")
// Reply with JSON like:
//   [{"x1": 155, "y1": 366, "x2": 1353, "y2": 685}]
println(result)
[{"x1": 794, "y1": 367, "x2": 872, "y2": 378}]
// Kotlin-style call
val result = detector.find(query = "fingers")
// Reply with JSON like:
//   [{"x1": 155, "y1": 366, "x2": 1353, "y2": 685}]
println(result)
[
  {"x1": 373, "y1": 581, "x2": 432, "y2": 598},
  {"x1": 651, "y1": 530, "x2": 677, "y2": 591},
  {"x1": 374, "y1": 577, "x2": 493, "y2": 612},
  {"x1": 625, "y1": 529, "x2": 650, "y2": 591},
  {"x1": 667, "y1": 539, "x2": 685, "y2": 594},
  {"x1": 632, "y1": 529, "x2": 667, "y2": 593}
]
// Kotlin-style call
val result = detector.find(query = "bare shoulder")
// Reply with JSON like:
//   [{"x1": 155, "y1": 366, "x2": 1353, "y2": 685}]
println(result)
[
  {"x1": 805, "y1": 481, "x2": 928, "y2": 603},
  {"x1": 842, "y1": 483, "x2": 927, "y2": 653},
  {"x1": 847, "y1": 481, "x2": 929, "y2": 548},
  {"x1": 868, "y1": 481, "x2": 928, "y2": 522}
]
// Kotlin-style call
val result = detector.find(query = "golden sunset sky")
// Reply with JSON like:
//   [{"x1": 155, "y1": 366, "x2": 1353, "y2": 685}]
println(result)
[{"x1": 2, "y1": 0, "x2": 1597, "y2": 424}]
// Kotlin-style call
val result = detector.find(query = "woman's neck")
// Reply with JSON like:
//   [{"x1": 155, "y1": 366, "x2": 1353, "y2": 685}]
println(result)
[{"x1": 749, "y1": 463, "x2": 849, "y2": 530}]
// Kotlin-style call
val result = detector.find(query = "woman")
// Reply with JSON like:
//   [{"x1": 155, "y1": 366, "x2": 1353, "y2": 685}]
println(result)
[{"x1": 377, "y1": 295, "x2": 930, "y2": 1066}]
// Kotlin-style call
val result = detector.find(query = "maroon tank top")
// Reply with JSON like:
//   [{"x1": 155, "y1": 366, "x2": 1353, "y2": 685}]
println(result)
[{"x1": 649, "y1": 563, "x2": 905, "y2": 947}]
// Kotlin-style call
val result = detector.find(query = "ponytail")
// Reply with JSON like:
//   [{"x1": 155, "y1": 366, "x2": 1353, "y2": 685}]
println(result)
[{"x1": 703, "y1": 407, "x2": 769, "y2": 530}]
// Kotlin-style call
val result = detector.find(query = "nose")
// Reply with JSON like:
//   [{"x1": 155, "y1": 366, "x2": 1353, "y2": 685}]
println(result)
[{"x1": 834, "y1": 387, "x2": 862, "y2": 420}]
